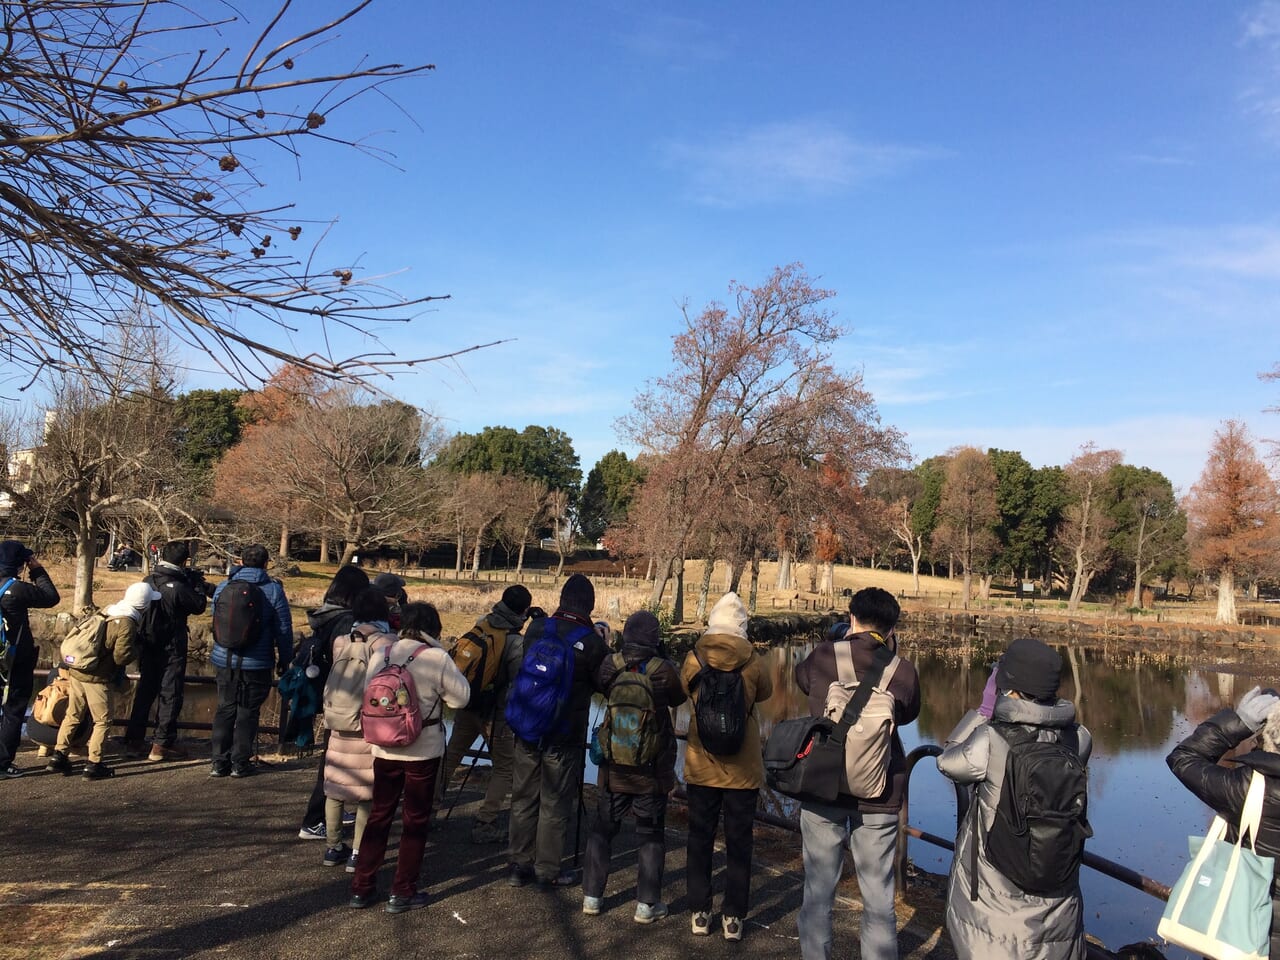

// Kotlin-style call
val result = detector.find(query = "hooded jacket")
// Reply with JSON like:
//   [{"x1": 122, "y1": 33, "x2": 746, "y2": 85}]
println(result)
[
  {"x1": 0, "y1": 565, "x2": 59, "y2": 656},
  {"x1": 596, "y1": 632, "x2": 687, "y2": 795},
  {"x1": 794, "y1": 629, "x2": 921, "y2": 813},
  {"x1": 1167, "y1": 707, "x2": 1280, "y2": 952},
  {"x1": 463, "y1": 599, "x2": 527, "y2": 716},
  {"x1": 938, "y1": 696, "x2": 1092, "y2": 960},
  {"x1": 680, "y1": 631, "x2": 773, "y2": 791},
  {"x1": 141, "y1": 561, "x2": 208, "y2": 648},
  {"x1": 210, "y1": 565, "x2": 293, "y2": 672}
]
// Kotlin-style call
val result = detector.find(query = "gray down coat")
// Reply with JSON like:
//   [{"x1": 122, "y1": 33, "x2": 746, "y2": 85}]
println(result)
[{"x1": 938, "y1": 696, "x2": 1093, "y2": 960}]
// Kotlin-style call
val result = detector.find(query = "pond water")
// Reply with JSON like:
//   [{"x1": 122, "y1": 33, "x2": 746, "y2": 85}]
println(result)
[{"x1": 166, "y1": 632, "x2": 1275, "y2": 957}]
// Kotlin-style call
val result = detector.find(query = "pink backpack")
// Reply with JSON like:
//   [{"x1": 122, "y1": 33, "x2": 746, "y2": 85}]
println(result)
[{"x1": 361, "y1": 642, "x2": 438, "y2": 748}]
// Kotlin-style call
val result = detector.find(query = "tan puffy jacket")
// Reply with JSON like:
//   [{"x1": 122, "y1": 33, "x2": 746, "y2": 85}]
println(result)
[{"x1": 680, "y1": 633, "x2": 773, "y2": 790}]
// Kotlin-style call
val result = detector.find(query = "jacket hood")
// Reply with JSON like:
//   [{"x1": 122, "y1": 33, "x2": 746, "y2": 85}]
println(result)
[
  {"x1": 706, "y1": 592, "x2": 749, "y2": 640},
  {"x1": 695, "y1": 632, "x2": 755, "y2": 671},
  {"x1": 307, "y1": 602, "x2": 349, "y2": 631},
  {"x1": 230, "y1": 565, "x2": 271, "y2": 585},
  {"x1": 992, "y1": 695, "x2": 1077, "y2": 728},
  {"x1": 487, "y1": 600, "x2": 526, "y2": 633},
  {"x1": 104, "y1": 581, "x2": 162, "y2": 621}
]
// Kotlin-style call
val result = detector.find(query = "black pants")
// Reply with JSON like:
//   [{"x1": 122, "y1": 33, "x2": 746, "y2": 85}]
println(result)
[
  {"x1": 300, "y1": 730, "x2": 331, "y2": 828},
  {"x1": 686, "y1": 783, "x2": 758, "y2": 918},
  {"x1": 0, "y1": 636, "x2": 36, "y2": 767},
  {"x1": 211, "y1": 666, "x2": 272, "y2": 768},
  {"x1": 125, "y1": 636, "x2": 188, "y2": 746},
  {"x1": 583, "y1": 787, "x2": 667, "y2": 904}
]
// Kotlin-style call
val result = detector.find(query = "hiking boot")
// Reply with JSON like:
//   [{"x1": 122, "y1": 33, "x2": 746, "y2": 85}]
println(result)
[
  {"x1": 229, "y1": 762, "x2": 257, "y2": 779},
  {"x1": 346, "y1": 850, "x2": 358, "y2": 874},
  {"x1": 691, "y1": 911, "x2": 712, "y2": 936},
  {"x1": 323, "y1": 844, "x2": 352, "y2": 868},
  {"x1": 46, "y1": 751, "x2": 72, "y2": 775},
  {"x1": 582, "y1": 895, "x2": 603, "y2": 916},
  {"x1": 148, "y1": 743, "x2": 189, "y2": 762},
  {"x1": 507, "y1": 864, "x2": 535, "y2": 887},
  {"x1": 536, "y1": 869, "x2": 580, "y2": 889},
  {"x1": 470, "y1": 820, "x2": 505, "y2": 844},
  {"x1": 385, "y1": 892, "x2": 429, "y2": 914},
  {"x1": 1, "y1": 764, "x2": 24, "y2": 779},
  {"x1": 348, "y1": 891, "x2": 378, "y2": 910},
  {"x1": 209, "y1": 762, "x2": 231, "y2": 779},
  {"x1": 297, "y1": 822, "x2": 326, "y2": 841},
  {"x1": 83, "y1": 762, "x2": 115, "y2": 780},
  {"x1": 634, "y1": 901, "x2": 668, "y2": 924},
  {"x1": 722, "y1": 916, "x2": 743, "y2": 941}
]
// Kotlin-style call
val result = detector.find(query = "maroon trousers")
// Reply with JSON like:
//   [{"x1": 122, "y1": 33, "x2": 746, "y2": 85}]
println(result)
[{"x1": 351, "y1": 756, "x2": 441, "y2": 898}]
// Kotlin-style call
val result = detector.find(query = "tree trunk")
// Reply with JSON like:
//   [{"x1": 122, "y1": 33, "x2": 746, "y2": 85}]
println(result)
[
  {"x1": 696, "y1": 557, "x2": 714, "y2": 622},
  {"x1": 1065, "y1": 644, "x2": 1085, "y2": 725},
  {"x1": 1067, "y1": 546, "x2": 1090, "y2": 612},
  {"x1": 454, "y1": 531, "x2": 464, "y2": 575},
  {"x1": 645, "y1": 557, "x2": 654, "y2": 581},
  {"x1": 516, "y1": 540, "x2": 527, "y2": 575},
  {"x1": 728, "y1": 560, "x2": 744, "y2": 593},
  {"x1": 471, "y1": 528, "x2": 485, "y2": 578},
  {"x1": 979, "y1": 574, "x2": 992, "y2": 600},
  {"x1": 818, "y1": 561, "x2": 835, "y2": 599},
  {"x1": 278, "y1": 523, "x2": 290, "y2": 561},
  {"x1": 319, "y1": 536, "x2": 330, "y2": 564},
  {"x1": 775, "y1": 550, "x2": 793, "y2": 591},
  {"x1": 962, "y1": 568, "x2": 972, "y2": 610},
  {"x1": 340, "y1": 542, "x2": 358, "y2": 565},
  {"x1": 1216, "y1": 567, "x2": 1237, "y2": 624},
  {"x1": 748, "y1": 550, "x2": 761, "y2": 613},
  {"x1": 911, "y1": 548, "x2": 921, "y2": 596},
  {"x1": 649, "y1": 554, "x2": 672, "y2": 606},
  {"x1": 672, "y1": 557, "x2": 685, "y2": 624},
  {"x1": 74, "y1": 512, "x2": 97, "y2": 615}
]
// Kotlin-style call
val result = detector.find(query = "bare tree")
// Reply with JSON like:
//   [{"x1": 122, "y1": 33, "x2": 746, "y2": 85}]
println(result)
[
  {"x1": 0, "y1": 1, "x2": 499, "y2": 389},
  {"x1": 1055, "y1": 444, "x2": 1123, "y2": 612},
  {"x1": 936, "y1": 447, "x2": 999, "y2": 609}
]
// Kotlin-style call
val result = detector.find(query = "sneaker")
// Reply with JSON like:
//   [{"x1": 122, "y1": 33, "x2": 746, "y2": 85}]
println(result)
[
  {"x1": 348, "y1": 891, "x2": 378, "y2": 910},
  {"x1": 691, "y1": 911, "x2": 712, "y2": 936},
  {"x1": 209, "y1": 763, "x2": 231, "y2": 779},
  {"x1": 535, "y1": 869, "x2": 580, "y2": 889},
  {"x1": 322, "y1": 844, "x2": 351, "y2": 867},
  {"x1": 342, "y1": 809, "x2": 356, "y2": 826},
  {"x1": 507, "y1": 864, "x2": 535, "y2": 888},
  {"x1": 470, "y1": 820, "x2": 505, "y2": 844},
  {"x1": 385, "y1": 892, "x2": 429, "y2": 914},
  {"x1": 582, "y1": 895, "x2": 603, "y2": 916},
  {"x1": 83, "y1": 762, "x2": 115, "y2": 780},
  {"x1": 634, "y1": 901, "x2": 669, "y2": 924},
  {"x1": 229, "y1": 762, "x2": 257, "y2": 778},
  {"x1": 0, "y1": 764, "x2": 24, "y2": 779},
  {"x1": 46, "y1": 751, "x2": 72, "y2": 775},
  {"x1": 297, "y1": 822, "x2": 326, "y2": 841},
  {"x1": 148, "y1": 743, "x2": 189, "y2": 762},
  {"x1": 346, "y1": 850, "x2": 358, "y2": 874},
  {"x1": 722, "y1": 916, "x2": 743, "y2": 942}
]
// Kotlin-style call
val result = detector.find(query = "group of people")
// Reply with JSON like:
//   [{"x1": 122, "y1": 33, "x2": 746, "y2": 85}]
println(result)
[{"x1": 6, "y1": 533, "x2": 1280, "y2": 956}]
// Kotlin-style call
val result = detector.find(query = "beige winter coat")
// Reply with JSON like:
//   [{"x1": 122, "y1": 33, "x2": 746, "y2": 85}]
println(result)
[{"x1": 680, "y1": 633, "x2": 773, "y2": 790}]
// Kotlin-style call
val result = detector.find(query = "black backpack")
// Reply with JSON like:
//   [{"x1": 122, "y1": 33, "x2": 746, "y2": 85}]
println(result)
[
  {"x1": 690, "y1": 651, "x2": 747, "y2": 756},
  {"x1": 213, "y1": 580, "x2": 267, "y2": 653},
  {"x1": 981, "y1": 721, "x2": 1092, "y2": 897},
  {"x1": 136, "y1": 574, "x2": 175, "y2": 651}
]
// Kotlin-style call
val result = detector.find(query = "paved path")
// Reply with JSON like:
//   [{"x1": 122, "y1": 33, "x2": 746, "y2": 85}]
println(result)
[{"x1": 3, "y1": 743, "x2": 957, "y2": 960}]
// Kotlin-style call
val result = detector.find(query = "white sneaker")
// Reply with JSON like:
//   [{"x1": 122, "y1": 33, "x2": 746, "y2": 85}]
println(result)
[
  {"x1": 691, "y1": 910, "x2": 711, "y2": 936},
  {"x1": 722, "y1": 916, "x2": 743, "y2": 942},
  {"x1": 634, "y1": 901, "x2": 668, "y2": 924},
  {"x1": 582, "y1": 896, "x2": 603, "y2": 916}
]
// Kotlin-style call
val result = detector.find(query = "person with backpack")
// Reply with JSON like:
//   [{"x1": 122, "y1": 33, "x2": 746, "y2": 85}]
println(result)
[
  {"x1": 297, "y1": 565, "x2": 370, "y2": 841},
  {"x1": 582, "y1": 609, "x2": 686, "y2": 923},
  {"x1": 209, "y1": 544, "x2": 292, "y2": 779},
  {"x1": 938, "y1": 637, "x2": 1092, "y2": 960},
  {"x1": 680, "y1": 591, "x2": 773, "y2": 941},
  {"x1": 438, "y1": 584, "x2": 531, "y2": 844},
  {"x1": 506, "y1": 573, "x2": 609, "y2": 889},
  {"x1": 0, "y1": 539, "x2": 60, "y2": 778},
  {"x1": 348, "y1": 601, "x2": 470, "y2": 913},
  {"x1": 121, "y1": 541, "x2": 213, "y2": 762},
  {"x1": 48, "y1": 581, "x2": 159, "y2": 779},
  {"x1": 320, "y1": 588, "x2": 396, "y2": 873},
  {"x1": 793, "y1": 588, "x2": 921, "y2": 960},
  {"x1": 1167, "y1": 685, "x2": 1280, "y2": 958}
]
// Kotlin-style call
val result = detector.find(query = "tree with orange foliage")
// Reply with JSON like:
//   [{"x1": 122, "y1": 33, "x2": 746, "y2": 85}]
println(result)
[{"x1": 1185, "y1": 420, "x2": 1280, "y2": 624}]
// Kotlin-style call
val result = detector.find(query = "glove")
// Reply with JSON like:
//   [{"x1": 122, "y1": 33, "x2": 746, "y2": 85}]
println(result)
[
  {"x1": 978, "y1": 663, "x2": 1000, "y2": 719},
  {"x1": 1237, "y1": 686, "x2": 1280, "y2": 732}
]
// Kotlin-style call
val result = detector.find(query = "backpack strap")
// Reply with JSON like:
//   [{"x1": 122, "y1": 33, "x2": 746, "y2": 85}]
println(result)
[{"x1": 829, "y1": 641, "x2": 894, "y2": 743}]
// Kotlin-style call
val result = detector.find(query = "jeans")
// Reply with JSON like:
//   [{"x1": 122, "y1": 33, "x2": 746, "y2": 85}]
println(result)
[
  {"x1": 0, "y1": 636, "x2": 37, "y2": 767},
  {"x1": 125, "y1": 636, "x2": 188, "y2": 746},
  {"x1": 439, "y1": 706, "x2": 515, "y2": 823},
  {"x1": 583, "y1": 787, "x2": 667, "y2": 904},
  {"x1": 508, "y1": 738, "x2": 584, "y2": 880},
  {"x1": 211, "y1": 666, "x2": 272, "y2": 768},
  {"x1": 686, "y1": 783, "x2": 758, "y2": 918},
  {"x1": 351, "y1": 756, "x2": 440, "y2": 898},
  {"x1": 798, "y1": 801, "x2": 900, "y2": 960}
]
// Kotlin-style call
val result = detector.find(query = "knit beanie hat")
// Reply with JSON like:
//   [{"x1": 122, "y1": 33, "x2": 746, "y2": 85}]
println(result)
[
  {"x1": 0, "y1": 540, "x2": 33, "y2": 576},
  {"x1": 501, "y1": 584, "x2": 533, "y2": 616},
  {"x1": 622, "y1": 610, "x2": 661, "y2": 653},
  {"x1": 707, "y1": 592, "x2": 749, "y2": 640},
  {"x1": 559, "y1": 573, "x2": 595, "y2": 617},
  {"x1": 996, "y1": 637, "x2": 1063, "y2": 702}
]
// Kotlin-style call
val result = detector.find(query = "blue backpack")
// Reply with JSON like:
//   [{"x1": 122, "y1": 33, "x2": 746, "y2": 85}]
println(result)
[{"x1": 505, "y1": 618, "x2": 591, "y2": 745}]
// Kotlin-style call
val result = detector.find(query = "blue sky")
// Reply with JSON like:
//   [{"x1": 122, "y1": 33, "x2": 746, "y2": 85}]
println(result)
[{"x1": 182, "y1": 2, "x2": 1280, "y2": 491}]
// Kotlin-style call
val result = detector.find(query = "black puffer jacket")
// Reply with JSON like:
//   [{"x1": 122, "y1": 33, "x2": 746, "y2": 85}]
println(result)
[{"x1": 1167, "y1": 708, "x2": 1280, "y2": 950}]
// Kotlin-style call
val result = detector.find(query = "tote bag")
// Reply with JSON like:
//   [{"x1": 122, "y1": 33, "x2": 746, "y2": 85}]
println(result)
[{"x1": 1158, "y1": 770, "x2": 1274, "y2": 960}]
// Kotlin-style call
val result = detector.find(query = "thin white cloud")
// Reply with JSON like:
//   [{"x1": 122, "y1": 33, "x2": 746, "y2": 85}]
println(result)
[
  {"x1": 1111, "y1": 224, "x2": 1280, "y2": 279},
  {"x1": 618, "y1": 13, "x2": 727, "y2": 65},
  {"x1": 1123, "y1": 152, "x2": 1194, "y2": 167},
  {"x1": 1241, "y1": 2, "x2": 1280, "y2": 139},
  {"x1": 661, "y1": 119, "x2": 932, "y2": 207},
  {"x1": 1244, "y1": 1, "x2": 1280, "y2": 47}
]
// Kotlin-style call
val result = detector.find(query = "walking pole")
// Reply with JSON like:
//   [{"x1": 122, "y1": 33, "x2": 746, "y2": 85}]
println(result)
[
  {"x1": 574, "y1": 748, "x2": 585, "y2": 868},
  {"x1": 445, "y1": 725, "x2": 493, "y2": 821}
]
